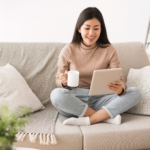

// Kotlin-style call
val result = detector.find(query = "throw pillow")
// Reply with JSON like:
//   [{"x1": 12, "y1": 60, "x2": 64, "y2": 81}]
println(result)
[
  {"x1": 126, "y1": 66, "x2": 150, "y2": 115},
  {"x1": 0, "y1": 63, "x2": 45, "y2": 116}
]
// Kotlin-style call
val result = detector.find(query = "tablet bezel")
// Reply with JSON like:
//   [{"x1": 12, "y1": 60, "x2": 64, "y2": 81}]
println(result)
[{"x1": 89, "y1": 68, "x2": 122, "y2": 96}]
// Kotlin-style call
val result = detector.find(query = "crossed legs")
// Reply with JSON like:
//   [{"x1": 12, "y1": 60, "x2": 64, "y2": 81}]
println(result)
[
  {"x1": 84, "y1": 107, "x2": 110, "y2": 125},
  {"x1": 51, "y1": 87, "x2": 142, "y2": 126}
]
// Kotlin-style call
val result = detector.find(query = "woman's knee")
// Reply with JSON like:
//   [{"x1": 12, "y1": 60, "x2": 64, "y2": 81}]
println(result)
[
  {"x1": 127, "y1": 87, "x2": 142, "y2": 104},
  {"x1": 50, "y1": 88, "x2": 69, "y2": 106}
]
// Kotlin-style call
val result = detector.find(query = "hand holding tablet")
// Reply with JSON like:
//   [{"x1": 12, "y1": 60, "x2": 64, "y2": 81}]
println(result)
[
  {"x1": 107, "y1": 81, "x2": 123, "y2": 95},
  {"x1": 89, "y1": 68, "x2": 122, "y2": 96}
]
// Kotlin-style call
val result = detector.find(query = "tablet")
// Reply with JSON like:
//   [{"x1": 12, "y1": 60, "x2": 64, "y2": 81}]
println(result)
[{"x1": 89, "y1": 68, "x2": 122, "y2": 96}]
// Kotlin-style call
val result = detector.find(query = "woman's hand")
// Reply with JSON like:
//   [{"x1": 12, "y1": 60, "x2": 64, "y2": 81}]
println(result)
[
  {"x1": 59, "y1": 70, "x2": 68, "y2": 87},
  {"x1": 107, "y1": 81, "x2": 123, "y2": 95}
]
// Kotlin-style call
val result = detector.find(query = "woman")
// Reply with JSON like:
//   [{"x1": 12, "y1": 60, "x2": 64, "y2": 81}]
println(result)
[{"x1": 50, "y1": 7, "x2": 142, "y2": 126}]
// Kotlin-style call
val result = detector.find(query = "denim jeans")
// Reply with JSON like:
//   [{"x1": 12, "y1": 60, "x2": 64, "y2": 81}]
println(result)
[{"x1": 50, "y1": 87, "x2": 142, "y2": 119}]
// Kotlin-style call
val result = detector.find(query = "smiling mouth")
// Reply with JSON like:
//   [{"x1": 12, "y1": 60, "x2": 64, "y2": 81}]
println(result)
[
  {"x1": 87, "y1": 37, "x2": 95, "y2": 39},
  {"x1": 87, "y1": 37, "x2": 95, "y2": 41}
]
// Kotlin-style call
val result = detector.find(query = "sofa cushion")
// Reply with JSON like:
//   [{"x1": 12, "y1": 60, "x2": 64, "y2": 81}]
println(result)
[
  {"x1": 112, "y1": 42, "x2": 150, "y2": 82},
  {"x1": 80, "y1": 113, "x2": 150, "y2": 150},
  {"x1": 0, "y1": 63, "x2": 44, "y2": 115},
  {"x1": 0, "y1": 42, "x2": 67, "y2": 104},
  {"x1": 13, "y1": 114, "x2": 82, "y2": 150},
  {"x1": 126, "y1": 66, "x2": 150, "y2": 115}
]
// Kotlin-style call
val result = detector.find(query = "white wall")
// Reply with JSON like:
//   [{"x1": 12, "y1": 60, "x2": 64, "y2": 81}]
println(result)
[{"x1": 0, "y1": 0, "x2": 150, "y2": 45}]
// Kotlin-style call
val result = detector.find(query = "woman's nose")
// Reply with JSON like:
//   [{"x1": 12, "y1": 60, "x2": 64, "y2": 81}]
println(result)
[{"x1": 88, "y1": 29, "x2": 95, "y2": 36}]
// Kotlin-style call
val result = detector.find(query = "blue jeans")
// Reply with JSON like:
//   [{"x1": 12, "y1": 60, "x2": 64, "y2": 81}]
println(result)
[{"x1": 50, "y1": 87, "x2": 142, "y2": 119}]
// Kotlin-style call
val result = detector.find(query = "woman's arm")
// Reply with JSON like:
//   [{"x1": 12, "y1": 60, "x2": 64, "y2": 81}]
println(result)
[
  {"x1": 56, "y1": 45, "x2": 70, "y2": 88},
  {"x1": 108, "y1": 45, "x2": 127, "y2": 96}
]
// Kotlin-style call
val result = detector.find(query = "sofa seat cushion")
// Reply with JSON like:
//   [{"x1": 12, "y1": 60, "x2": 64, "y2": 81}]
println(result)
[
  {"x1": 13, "y1": 114, "x2": 82, "y2": 150},
  {"x1": 80, "y1": 113, "x2": 150, "y2": 150}
]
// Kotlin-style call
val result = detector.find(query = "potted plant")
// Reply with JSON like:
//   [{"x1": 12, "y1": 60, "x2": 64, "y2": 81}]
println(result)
[{"x1": 0, "y1": 103, "x2": 32, "y2": 150}]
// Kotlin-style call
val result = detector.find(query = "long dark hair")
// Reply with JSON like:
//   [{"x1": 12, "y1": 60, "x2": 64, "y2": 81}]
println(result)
[{"x1": 71, "y1": 7, "x2": 111, "y2": 48}]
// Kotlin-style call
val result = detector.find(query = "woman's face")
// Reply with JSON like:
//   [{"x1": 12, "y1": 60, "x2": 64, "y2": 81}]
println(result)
[{"x1": 78, "y1": 18, "x2": 101, "y2": 47}]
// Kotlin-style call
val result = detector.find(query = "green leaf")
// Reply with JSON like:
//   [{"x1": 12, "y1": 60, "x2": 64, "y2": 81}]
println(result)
[{"x1": 0, "y1": 102, "x2": 32, "y2": 145}]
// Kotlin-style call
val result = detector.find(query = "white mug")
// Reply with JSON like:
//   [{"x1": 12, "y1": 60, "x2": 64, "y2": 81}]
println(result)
[{"x1": 67, "y1": 70, "x2": 79, "y2": 87}]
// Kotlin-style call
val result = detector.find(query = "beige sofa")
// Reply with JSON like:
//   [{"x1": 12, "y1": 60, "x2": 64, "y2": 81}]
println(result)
[{"x1": 0, "y1": 42, "x2": 150, "y2": 150}]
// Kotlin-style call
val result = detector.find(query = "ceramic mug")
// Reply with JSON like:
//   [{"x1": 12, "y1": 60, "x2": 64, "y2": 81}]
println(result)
[{"x1": 67, "y1": 70, "x2": 79, "y2": 87}]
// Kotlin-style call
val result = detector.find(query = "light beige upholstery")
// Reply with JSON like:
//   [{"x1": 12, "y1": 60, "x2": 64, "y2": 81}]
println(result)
[
  {"x1": 0, "y1": 42, "x2": 150, "y2": 150},
  {"x1": 113, "y1": 42, "x2": 150, "y2": 81},
  {"x1": 0, "y1": 42, "x2": 82, "y2": 150},
  {"x1": 14, "y1": 114, "x2": 82, "y2": 150},
  {"x1": 80, "y1": 113, "x2": 150, "y2": 150},
  {"x1": 81, "y1": 42, "x2": 150, "y2": 150},
  {"x1": 0, "y1": 42, "x2": 67, "y2": 104}
]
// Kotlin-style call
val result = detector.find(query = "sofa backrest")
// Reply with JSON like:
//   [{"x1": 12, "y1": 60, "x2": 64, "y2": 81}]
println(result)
[
  {"x1": 0, "y1": 42, "x2": 149, "y2": 104},
  {"x1": 112, "y1": 42, "x2": 150, "y2": 81},
  {"x1": 0, "y1": 42, "x2": 66, "y2": 104}
]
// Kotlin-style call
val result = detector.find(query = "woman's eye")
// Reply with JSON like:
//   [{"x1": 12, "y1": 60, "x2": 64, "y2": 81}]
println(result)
[{"x1": 85, "y1": 28, "x2": 99, "y2": 30}]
